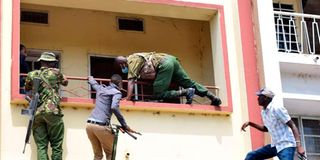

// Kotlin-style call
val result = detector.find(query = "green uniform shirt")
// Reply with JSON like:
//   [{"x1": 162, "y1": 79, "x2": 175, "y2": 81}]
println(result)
[
  {"x1": 127, "y1": 52, "x2": 168, "y2": 79},
  {"x1": 25, "y1": 67, "x2": 66, "y2": 115}
]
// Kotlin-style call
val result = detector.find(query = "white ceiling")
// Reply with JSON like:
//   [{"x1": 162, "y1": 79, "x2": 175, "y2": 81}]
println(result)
[
  {"x1": 284, "y1": 98, "x2": 320, "y2": 116},
  {"x1": 278, "y1": 53, "x2": 320, "y2": 76}
]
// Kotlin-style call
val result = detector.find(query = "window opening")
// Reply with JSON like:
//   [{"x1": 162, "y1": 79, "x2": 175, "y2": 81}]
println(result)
[
  {"x1": 21, "y1": 10, "x2": 49, "y2": 24},
  {"x1": 20, "y1": 49, "x2": 60, "y2": 94},
  {"x1": 117, "y1": 17, "x2": 144, "y2": 32},
  {"x1": 89, "y1": 56, "x2": 127, "y2": 99},
  {"x1": 25, "y1": 49, "x2": 60, "y2": 70},
  {"x1": 291, "y1": 117, "x2": 320, "y2": 159},
  {"x1": 89, "y1": 55, "x2": 180, "y2": 103}
]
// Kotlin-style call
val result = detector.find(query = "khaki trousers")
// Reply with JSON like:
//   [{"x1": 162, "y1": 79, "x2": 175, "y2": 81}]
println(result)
[{"x1": 86, "y1": 123, "x2": 115, "y2": 160}]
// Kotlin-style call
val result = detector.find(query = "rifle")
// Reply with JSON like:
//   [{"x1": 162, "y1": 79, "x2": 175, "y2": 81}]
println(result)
[
  {"x1": 21, "y1": 78, "x2": 41, "y2": 154},
  {"x1": 111, "y1": 124, "x2": 141, "y2": 160}
]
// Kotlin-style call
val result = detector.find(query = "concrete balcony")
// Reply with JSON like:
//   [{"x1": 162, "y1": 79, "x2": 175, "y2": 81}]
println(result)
[
  {"x1": 283, "y1": 93, "x2": 320, "y2": 116},
  {"x1": 273, "y1": 11, "x2": 320, "y2": 115},
  {"x1": 274, "y1": 11, "x2": 320, "y2": 55}
]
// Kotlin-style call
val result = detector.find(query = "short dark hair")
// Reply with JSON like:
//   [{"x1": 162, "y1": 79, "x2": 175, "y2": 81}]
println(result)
[
  {"x1": 111, "y1": 74, "x2": 122, "y2": 87},
  {"x1": 20, "y1": 44, "x2": 26, "y2": 51}
]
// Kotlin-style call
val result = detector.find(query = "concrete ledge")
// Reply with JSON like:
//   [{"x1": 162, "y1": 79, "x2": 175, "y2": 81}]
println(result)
[{"x1": 11, "y1": 98, "x2": 231, "y2": 116}]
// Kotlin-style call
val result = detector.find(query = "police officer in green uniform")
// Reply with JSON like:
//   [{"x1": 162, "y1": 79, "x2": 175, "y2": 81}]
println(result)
[
  {"x1": 25, "y1": 52, "x2": 68, "y2": 160},
  {"x1": 115, "y1": 52, "x2": 221, "y2": 106}
]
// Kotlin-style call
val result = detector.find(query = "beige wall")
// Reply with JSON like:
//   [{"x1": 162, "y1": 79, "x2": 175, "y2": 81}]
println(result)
[
  {"x1": 21, "y1": 4, "x2": 214, "y2": 84},
  {"x1": 21, "y1": 3, "x2": 217, "y2": 99},
  {"x1": 0, "y1": 0, "x2": 253, "y2": 160}
]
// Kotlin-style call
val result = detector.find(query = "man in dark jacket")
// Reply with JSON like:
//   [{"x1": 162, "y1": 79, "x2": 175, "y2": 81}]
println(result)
[{"x1": 20, "y1": 44, "x2": 30, "y2": 93}]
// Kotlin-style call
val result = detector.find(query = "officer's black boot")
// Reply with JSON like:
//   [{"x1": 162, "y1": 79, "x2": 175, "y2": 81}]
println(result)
[
  {"x1": 207, "y1": 92, "x2": 222, "y2": 106},
  {"x1": 178, "y1": 88, "x2": 195, "y2": 104}
]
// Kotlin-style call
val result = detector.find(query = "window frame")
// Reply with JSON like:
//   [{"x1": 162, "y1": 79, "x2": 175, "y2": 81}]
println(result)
[
  {"x1": 292, "y1": 116, "x2": 320, "y2": 157},
  {"x1": 20, "y1": 8, "x2": 50, "y2": 26},
  {"x1": 116, "y1": 16, "x2": 145, "y2": 33},
  {"x1": 11, "y1": 0, "x2": 233, "y2": 115}
]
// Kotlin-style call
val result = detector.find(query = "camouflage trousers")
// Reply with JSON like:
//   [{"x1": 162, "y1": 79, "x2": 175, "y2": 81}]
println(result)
[
  {"x1": 153, "y1": 55, "x2": 209, "y2": 99},
  {"x1": 33, "y1": 113, "x2": 64, "y2": 160}
]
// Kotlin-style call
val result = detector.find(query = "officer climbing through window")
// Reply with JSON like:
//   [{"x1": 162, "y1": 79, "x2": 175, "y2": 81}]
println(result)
[{"x1": 115, "y1": 52, "x2": 221, "y2": 106}]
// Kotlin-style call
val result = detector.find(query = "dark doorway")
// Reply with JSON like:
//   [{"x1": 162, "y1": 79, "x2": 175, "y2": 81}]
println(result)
[
  {"x1": 89, "y1": 56, "x2": 127, "y2": 98},
  {"x1": 89, "y1": 55, "x2": 180, "y2": 103}
]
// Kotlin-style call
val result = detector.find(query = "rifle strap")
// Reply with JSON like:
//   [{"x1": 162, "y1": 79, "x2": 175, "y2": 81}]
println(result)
[
  {"x1": 36, "y1": 69, "x2": 57, "y2": 101},
  {"x1": 39, "y1": 72, "x2": 54, "y2": 91}
]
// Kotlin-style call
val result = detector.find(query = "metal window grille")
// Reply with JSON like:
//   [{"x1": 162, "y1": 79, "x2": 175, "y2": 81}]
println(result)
[
  {"x1": 273, "y1": 3, "x2": 320, "y2": 55},
  {"x1": 292, "y1": 117, "x2": 320, "y2": 159},
  {"x1": 273, "y1": 3, "x2": 300, "y2": 53}
]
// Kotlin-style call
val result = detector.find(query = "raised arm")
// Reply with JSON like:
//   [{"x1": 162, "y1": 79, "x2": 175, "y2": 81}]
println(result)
[
  {"x1": 126, "y1": 78, "x2": 135, "y2": 100},
  {"x1": 51, "y1": 68, "x2": 68, "y2": 86},
  {"x1": 241, "y1": 121, "x2": 268, "y2": 132},
  {"x1": 24, "y1": 72, "x2": 33, "y2": 92},
  {"x1": 88, "y1": 76, "x2": 101, "y2": 91},
  {"x1": 60, "y1": 74, "x2": 68, "y2": 86}
]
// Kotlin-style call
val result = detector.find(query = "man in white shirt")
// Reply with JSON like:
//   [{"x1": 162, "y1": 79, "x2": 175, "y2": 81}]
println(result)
[{"x1": 241, "y1": 88, "x2": 305, "y2": 160}]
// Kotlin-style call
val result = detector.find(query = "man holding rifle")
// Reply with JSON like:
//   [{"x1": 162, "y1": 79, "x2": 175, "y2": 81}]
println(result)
[
  {"x1": 24, "y1": 52, "x2": 68, "y2": 160},
  {"x1": 86, "y1": 74, "x2": 139, "y2": 160}
]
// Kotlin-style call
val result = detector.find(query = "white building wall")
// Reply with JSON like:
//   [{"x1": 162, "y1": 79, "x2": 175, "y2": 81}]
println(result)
[
  {"x1": 254, "y1": 0, "x2": 284, "y2": 108},
  {"x1": 254, "y1": 0, "x2": 320, "y2": 157},
  {"x1": 254, "y1": 0, "x2": 320, "y2": 114}
]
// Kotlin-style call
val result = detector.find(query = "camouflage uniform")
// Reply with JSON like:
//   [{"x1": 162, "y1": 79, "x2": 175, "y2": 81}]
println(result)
[
  {"x1": 127, "y1": 53, "x2": 211, "y2": 99},
  {"x1": 25, "y1": 52, "x2": 67, "y2": 160}
]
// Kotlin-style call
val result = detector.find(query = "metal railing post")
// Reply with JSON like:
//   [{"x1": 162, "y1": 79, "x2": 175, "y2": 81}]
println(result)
[
  {"x1": 134, "y1": 80, "x2": 138, "y2": 101},
  {"x1": 274, "y1": 11, "x2": 320, "y2": 54}
]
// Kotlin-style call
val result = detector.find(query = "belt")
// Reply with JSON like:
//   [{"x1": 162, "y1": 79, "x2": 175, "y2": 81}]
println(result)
[{"x1": 87, "y1": 120, "x2": 107, "y2": 126}]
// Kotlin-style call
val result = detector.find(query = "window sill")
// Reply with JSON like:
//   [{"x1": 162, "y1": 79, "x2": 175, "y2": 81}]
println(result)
[{"x1": 11, "y1": 97, "x2": 231, "y2": 116}]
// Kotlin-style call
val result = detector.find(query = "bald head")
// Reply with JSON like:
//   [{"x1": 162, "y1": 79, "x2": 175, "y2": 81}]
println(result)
[
  {"x1": 115, "y1": 56, "x2": 127, "y2": 63},
  {"x1": 115, "y1": 56, "x2": 128, "y2": 69}
]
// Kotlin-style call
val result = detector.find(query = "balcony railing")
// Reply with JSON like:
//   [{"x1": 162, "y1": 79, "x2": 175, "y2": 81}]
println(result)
[
  {"x1": 20, "y1": 74, "x2": 219, "y2": 105},
  {"x1": 274, "y1": 11, "x2": 320, "y2": 54}
]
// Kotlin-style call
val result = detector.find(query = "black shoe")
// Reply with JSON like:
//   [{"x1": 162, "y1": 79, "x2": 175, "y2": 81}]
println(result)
[
  {"x1": 211, "y1": 97, "x2": 222, "y2": 106},
  {"x1": 186, "y1": 88, "x2": 195, "y2": 104}
]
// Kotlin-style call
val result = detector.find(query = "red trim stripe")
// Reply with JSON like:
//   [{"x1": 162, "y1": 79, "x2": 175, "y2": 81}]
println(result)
[
  {"x1": 11, "y1": 1, "x2": 233, "y2": 113},
  {"x1": 237, "y1": 0, "x2": 264, "y2": 149},
  {"x1": 11, "y1": 0, "x2": 20, "y2": 98}
]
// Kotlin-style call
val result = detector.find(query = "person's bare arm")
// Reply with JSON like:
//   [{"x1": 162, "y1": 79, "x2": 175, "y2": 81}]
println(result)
[
  {"x1": 126, "y1": 78, "x2": 135, "y2": 100},
  {"x1": 61, "y1": 74, "x2": 68, "y2": 86},
  {"x1": 286, "y1": 120, "x2": 305, "y2": 156},
  {"x1": 241, "y1": 121, "x2": 268, "y2": 132}
]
